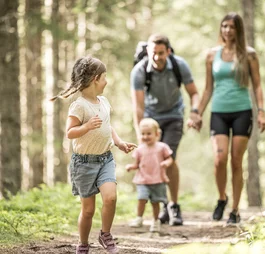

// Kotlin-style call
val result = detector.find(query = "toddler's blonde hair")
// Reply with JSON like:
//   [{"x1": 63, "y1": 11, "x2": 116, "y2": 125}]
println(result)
[{"x1": 139, "y1": 118, "x2": 161, "y2": 137}]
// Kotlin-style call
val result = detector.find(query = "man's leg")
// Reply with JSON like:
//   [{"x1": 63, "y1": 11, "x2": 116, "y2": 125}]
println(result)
[
  {"x1": 166, "y1": 161, "x2": 179, "y2": 204},
  {"x1": 157, "y1": 118, "x2": 183, "y2": 226}
]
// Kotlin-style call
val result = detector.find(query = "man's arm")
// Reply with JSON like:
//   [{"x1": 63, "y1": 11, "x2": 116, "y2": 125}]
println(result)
[
  {"x1": 185, "y1": 82, "x2": 202, "y2": 130},
  {"x1": 185, "y1": 82, "x2": 200, "y2": 109},
  {"x1": 131, "y1": 89, "x2": 145, "y2": 140}
]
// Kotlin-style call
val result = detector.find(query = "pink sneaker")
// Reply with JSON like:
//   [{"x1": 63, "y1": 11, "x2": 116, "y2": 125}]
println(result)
[
  {"x1": 98, "y1": 230, "x2": 119, "y2": 253},
  {"x1": 76, "y1": 244, "x2": 89, "y2": 254}
]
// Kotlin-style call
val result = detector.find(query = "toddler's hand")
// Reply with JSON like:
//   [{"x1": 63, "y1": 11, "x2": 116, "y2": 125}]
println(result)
[
  {"x1": 160, "y1": 161, "x2": 168, "y2": 169},
  {"x1": 125, "y1": 164, "x2": 132, "y2": 172}
]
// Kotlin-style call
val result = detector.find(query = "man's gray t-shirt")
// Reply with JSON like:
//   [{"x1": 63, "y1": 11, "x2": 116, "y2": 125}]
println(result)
[{"x1": 130, "y1": 55, "x2": 193, "y2": 120}]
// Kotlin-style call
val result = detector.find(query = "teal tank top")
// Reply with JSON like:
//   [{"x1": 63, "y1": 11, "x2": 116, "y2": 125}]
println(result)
[{"x1": 212, "y1": 47, "x2": 251, "y2": 113}]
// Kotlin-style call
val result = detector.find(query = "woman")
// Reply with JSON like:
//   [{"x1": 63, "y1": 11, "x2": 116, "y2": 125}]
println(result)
[{"x1": 196, "y1": 12, "x2": 265, "y2": 223}]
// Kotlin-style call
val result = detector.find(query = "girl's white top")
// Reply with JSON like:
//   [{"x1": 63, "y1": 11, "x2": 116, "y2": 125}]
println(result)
[{"x1": 68, "y1": 96, "x2": 114, "y2": 155}]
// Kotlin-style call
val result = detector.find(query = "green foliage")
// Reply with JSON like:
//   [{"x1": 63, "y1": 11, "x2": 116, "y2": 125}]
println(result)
[
  {"x1": 242, "y1": 217, "x2": 265, "y2": 244},
  {"x1": 0, "y1": 183, "x2": 78, "y2": 243},
  {"x1": 0, "y1": 183, "x2": 139, "y2": 244}
]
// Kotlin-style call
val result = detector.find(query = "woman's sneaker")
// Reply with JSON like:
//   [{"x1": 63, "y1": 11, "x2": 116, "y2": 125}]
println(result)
[
  {"x1": 76, "y1": 244, "x2": 89, "y2": 254},
  {"x1": 129, "y1": 216, "x2": 143, "y2": 228},
  {"x1": 212, "y1": 196, "x2": 228, "y2": 221},
  {"x1": 149, "y1": 219, "x2": 161, "y2": 232},
  {"x1": 227, "y1": 210, "x2": 241, "y2": 224},
  {"x1": 98, "y1": 230, "x2": 119, "y2": 253}
]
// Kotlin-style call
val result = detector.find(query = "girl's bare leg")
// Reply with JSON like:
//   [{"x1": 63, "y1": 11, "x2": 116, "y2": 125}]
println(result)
[
  {"x1": 79, "y1": 196, "x2": 96, "y2": 244},
  {"x1": 99, "y1": 182, "x2": 117, "y2": 232}
]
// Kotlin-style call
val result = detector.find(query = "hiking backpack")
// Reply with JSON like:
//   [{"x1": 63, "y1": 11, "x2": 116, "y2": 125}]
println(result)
[{"x1": 133, "y1": 41, "x2": 182, "y2": 92}]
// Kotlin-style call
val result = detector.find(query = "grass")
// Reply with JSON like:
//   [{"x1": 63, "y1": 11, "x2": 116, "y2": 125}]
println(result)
[
  {"x1": 0, "y1": 182, "x2": 265, "y2": 250},
  {"x1": 0, "y1": 182, "x2": 139, "y2": 244}
]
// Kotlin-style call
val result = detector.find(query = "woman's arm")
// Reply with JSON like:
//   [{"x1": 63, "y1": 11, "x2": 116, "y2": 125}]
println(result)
[
  {"x1": 198, "y1": 49, "x2": 215, "y2": 116},
  {"x1": 248, "y1": 48, "x2": 265, "y2": 132}
]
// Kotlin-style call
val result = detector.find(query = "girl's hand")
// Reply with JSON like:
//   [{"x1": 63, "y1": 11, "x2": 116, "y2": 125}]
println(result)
[
  {"x1": 84, "y1": 115, "x2": 102, "y2": 130},
  {"x1": 117, "y1": 141, "x2": 137, "y2": 153}
]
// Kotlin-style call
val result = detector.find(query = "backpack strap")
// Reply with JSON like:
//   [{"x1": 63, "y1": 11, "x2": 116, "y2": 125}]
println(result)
[
  {"x1": 144, "y1": 54, "x2": 182, "y2": 92},
  {"x1": 143, "y1": 57, "x2": 152, "y2": 92},
  {"x1": 169, "y1": 54, "x2": 182, "y2": 87}
]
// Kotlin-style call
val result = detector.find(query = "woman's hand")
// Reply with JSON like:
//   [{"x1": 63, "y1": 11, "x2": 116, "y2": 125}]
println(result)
[
  {"x1": 258, "y1": 111, "x2": 265, "y2": 132},
  {"x1": 187, "y1": 113, "x2": 202, "y2": 131}
]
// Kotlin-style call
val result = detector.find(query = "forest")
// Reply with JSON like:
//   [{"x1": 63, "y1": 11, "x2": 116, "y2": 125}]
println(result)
[{"x1": 0, "y1": 0, "x2": 265, "y2": 252}]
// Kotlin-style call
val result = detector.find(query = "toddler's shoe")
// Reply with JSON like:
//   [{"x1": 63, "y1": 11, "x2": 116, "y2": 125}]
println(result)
[
  {"x1": 129, "y1": 216, "x2": 143, "y2": 228},
  {"x1": 149, "y1": 219, "x2": 161, "y2": 232}
]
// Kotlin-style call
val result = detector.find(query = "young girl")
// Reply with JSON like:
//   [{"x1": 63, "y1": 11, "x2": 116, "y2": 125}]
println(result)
[
  {"x1": 51, "y1": 56, "x2": 136, "y2": 254},
  {"x1": 126, "y1": 118, "x2": 173, "y2": 232}
]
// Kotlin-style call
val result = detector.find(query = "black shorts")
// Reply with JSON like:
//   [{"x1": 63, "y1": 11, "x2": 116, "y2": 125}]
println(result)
[
  {"x1": 156, "y1": 118, "x2": 183, "y2": 159},
  {"x1": 210, "y1": 110, "x2": 253, "y2": 137}
]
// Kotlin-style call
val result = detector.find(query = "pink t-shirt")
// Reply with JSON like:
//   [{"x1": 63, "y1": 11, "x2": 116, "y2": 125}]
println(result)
[{"x1": 132, "y1": 142, "x2": 173, "y2": 185}]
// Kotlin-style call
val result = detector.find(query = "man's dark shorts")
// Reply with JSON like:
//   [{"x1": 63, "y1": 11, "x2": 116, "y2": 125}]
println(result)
[{"x1": 156, "y1": 118, "x2": 183, "y2": 160}]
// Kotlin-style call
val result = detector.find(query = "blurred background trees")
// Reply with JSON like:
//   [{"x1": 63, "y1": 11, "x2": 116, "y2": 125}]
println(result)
[{"x1": 0, "y1": 0, "x2": 264, "y2": 210}]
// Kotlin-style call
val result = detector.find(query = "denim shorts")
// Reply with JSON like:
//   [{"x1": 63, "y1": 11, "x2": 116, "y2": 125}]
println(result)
[
  {"x1": 70, "y1": 151, "x2": 116, "y2": 198},
  {"x1": 136, "y1": 183, "x2": 167, "y2": 203}
]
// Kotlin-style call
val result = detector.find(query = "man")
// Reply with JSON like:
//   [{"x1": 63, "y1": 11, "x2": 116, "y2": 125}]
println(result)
[{"x1": 130, "y1": 34, "x2": 200, "y2": 226}]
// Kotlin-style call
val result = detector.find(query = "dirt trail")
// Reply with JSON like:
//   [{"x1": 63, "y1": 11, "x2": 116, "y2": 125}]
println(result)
[{"x1": 0, "y1": 209, "x2": 263, "y2": 254}]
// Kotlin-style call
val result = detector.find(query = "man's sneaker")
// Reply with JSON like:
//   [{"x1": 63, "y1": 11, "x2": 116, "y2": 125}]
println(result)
[
  {"x1": 98, "y1": 230, "x2": 119, "y2": 253},
  {"x1": 149, "y1": 219, "x2": 161, "y2": 232},
  {"x1": 212, "y1": 196, "x2": 228, "y2": 221},
  {"x1": 76, "y1": 244, "x2": 89, "y2": 254},
  {"x1": 227, "y1": 210, "x2": 241, "y2": 224},
  {"x1": 167, "y1": 203, "x2": 183, "y2": 226},
  {"x1": 129, "y1": 216, "x2": 143, "y2": 228},
  {"x1": 158, "y1": 203, "x2": 169, "y2": 224}
]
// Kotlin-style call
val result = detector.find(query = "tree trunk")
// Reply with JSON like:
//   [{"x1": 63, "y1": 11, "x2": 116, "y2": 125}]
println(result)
[
  {"x1": 0, "y1": 0, "x2": 21, "y2": 198},
  {"x1": 25, "y1": 0, "x2": 44, "y2": 188},
  {"x1": 242, "y1": 0, "x2": 262, "y2": 206},
  {"x1": 52, "y1": 0, "x2": 68, "y2": 183}
]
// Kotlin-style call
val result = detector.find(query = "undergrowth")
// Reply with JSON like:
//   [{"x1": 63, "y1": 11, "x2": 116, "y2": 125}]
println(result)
[
  {"x1": 0, "y1": 182, "x2": 264, "y2": 246},
  {"x1": 0, "y1": 182, "x2": 137, "y2": 244}
]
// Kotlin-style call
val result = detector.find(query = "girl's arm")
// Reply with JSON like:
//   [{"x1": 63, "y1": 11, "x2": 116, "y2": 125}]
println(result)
[
  {"x1": 66, "y1": 115, "x2": 102, "y2": 139},
  {"x1": 248, "y1": 49, "x2": 265, "y2": 132}
]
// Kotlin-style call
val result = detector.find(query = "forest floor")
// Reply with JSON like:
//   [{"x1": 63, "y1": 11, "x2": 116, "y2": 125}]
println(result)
[{"x1": 0, "y1": 209, "x2": 264, "y2": 254}]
